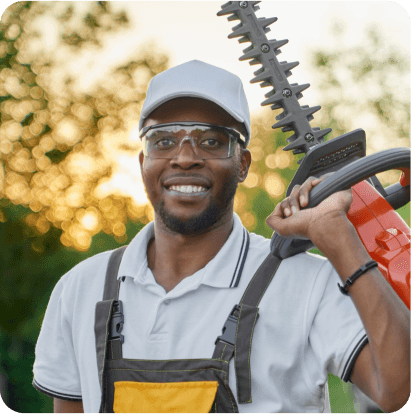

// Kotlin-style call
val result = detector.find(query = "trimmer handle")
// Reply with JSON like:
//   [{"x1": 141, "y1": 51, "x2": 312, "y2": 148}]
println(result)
[{"x1": 270, "y1": 147, "x2": 410, "y2": 258}]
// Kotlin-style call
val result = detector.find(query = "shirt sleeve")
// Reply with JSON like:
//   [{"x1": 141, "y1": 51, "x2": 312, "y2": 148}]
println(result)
[
  {"x1": 32, "y1": 273, "x2": 83, "y2": 401},
  {"x1": 307, "y1": 260, "x2": 368, "y2": 383}
]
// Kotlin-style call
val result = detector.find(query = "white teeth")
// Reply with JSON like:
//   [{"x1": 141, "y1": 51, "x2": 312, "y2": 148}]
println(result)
[{"x1": 169, "y1": 185, "x2": 207, "y2": 193}]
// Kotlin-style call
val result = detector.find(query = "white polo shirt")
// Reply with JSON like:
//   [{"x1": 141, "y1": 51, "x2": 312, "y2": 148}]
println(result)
[{"x1": 33, "y1": 214, "x2": 367, "y2": 412}]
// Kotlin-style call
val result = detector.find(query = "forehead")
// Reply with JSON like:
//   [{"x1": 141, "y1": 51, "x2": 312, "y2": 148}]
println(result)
[{"x1": 144, "y1": 97, "x2": 243, "y2": 131}]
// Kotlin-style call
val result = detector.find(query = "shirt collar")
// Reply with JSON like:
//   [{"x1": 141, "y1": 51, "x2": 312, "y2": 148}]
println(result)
[
  {"x1": 200, "y1": 214, "x2": 250, "y2": 288},
  {"x1": 117, "y1": 213, "x2": 249, "y2": 289}
]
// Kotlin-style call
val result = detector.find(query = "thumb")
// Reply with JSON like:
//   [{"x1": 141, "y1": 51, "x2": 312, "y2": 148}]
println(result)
[{"x1": 266, "y1": 202, "x2": 286, "y2": 234}]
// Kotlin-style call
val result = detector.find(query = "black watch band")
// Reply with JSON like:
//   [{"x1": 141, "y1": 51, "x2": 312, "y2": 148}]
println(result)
[{"x1": 338, "y1": 260, "x2": 379, "y2": 295}]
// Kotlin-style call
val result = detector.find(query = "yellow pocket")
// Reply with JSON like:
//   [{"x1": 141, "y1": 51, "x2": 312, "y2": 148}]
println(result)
[{"x1": 113, "y1": 381, "x2": 219, "y2": 413}]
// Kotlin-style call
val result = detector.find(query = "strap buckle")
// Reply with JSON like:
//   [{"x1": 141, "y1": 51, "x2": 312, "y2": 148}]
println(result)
[
  {"x1": 109, "y1": 300, "x2": 124, "y2": 344},
  {"x1": 215, "y1": 304, "x2": 241, "y2": 346}
]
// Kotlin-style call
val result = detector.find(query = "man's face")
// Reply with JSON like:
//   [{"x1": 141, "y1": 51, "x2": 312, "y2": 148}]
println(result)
[{"x1": 139, "y1": 98, "x2": 251, "y2": 235}]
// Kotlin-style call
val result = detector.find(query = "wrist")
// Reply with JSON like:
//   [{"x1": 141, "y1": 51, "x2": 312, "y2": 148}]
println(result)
[
  {"x1": 308, "y1": 213, "x2": 353, "y2": 249},
  {"x1": 309, "y1": 215, "x2": 372, "y2": 281},
  {"x1": 338, "y1": 260, "x2": 379, "y2": 295}
]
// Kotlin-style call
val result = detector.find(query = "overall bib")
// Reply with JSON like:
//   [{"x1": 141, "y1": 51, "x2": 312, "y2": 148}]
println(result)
[{"x1": 95, "y1": 245, "x2": 282, "y2": 413}]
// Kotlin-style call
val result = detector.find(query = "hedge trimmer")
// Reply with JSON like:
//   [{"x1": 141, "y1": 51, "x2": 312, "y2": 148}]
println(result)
[{"x1": 218, "y1": 1, "x2": 410, "y2": 308}]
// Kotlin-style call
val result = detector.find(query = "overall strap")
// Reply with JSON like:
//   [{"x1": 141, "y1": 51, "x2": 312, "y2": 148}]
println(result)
[
  {"x1": 213, "y1": 253, "x2": 282, "y2": 404},
  {"x1": 103, "y1": 245, "x2": 127, "y2": 300},
  {"x1": 95, "y1": 246, "x2": 127, "y2": 392}
]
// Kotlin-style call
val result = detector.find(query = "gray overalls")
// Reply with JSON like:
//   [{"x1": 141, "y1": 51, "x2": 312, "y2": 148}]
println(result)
[{"x1": 94, "y1": 243, "x2": 281, "y2": 412}]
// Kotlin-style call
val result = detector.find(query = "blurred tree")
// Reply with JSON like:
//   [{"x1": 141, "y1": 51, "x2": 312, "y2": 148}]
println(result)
[
  {"x1": 0, "y1": 4, "x2": 408, "y2": 412},
  {"x1": 237, "y1": 24, "x2": 410, "y2": 237},
  {"x1": 310, "y1": 23, "x2": 409, "y2": 186},
  {"x1": 233, "y1": 108, "x2": 298, "y2": 238},
  {"x1": 0, "y1": 201, "x2": 145, "y2": 412},
  {"x1": 0, "y1": 1, "x2": 168, "y2": 252},
  {"x1": 237, "y1": 24, "x2": 408, "y2": 414},
  {"x1": 0, "y1": 2, "x2": 169, "y2": 412}
]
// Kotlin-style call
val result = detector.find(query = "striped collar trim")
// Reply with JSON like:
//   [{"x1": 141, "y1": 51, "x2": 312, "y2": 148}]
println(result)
[
  {"x1": 117, "y1": 214, "x2": 250, "y2": 289},
  {"x1": 199, "y1": 216, "x2": 250, "y2": 289},
  {"x1": 229, "y1": 227, "x2": 250, "y2": 288}
]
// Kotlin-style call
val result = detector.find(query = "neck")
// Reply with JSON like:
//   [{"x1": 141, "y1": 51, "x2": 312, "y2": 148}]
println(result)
[{"x1": 147, "y1": 212, "x2": 234, "y2": 293}]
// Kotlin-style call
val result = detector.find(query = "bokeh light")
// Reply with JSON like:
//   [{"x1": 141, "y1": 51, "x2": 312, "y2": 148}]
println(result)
[
  {"x1": 0, "y1": 1, "x2": 408, "y2": 251},
  {"x1": 264, "y1": 172, "x2": 286, "y2": 198},
  {"x1": 0, "y1": 1, "x2": 169, "y2": 251}
]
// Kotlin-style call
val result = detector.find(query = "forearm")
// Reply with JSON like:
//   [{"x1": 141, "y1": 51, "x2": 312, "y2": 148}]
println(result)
[{"x1": 311, "y1": 216, "x2": 410, "y2": 408}]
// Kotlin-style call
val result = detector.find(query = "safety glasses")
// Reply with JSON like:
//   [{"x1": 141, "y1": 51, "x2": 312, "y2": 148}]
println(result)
[{"x1": 139, "y1": 122, "x2": 246, "y2": 159}]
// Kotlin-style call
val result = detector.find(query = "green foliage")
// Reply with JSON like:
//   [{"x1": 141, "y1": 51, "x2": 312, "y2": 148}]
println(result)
[
  {"x1": 248, "y1": 189, "x2": 276, "y2": 238},
  {"x1": 243, "y1": 21, "x2": 409, "y2": 414},
  {"x1": 0, "y1": 203, "x2": 68, "y2": 413},
  {"x1": 309, "y1": 24, "x2": 409, "y2": 153},
  {"x1": 0, "y1": 1, "x2": 164, "y2": 411},
  {"x1": 328, "y1": 374, "x2": 357, "y2": 413},
  {"x1": 0, "y1": 4, "x2": 409, "y2": 414},
  {"x1": 0, "y1": 0, "x2": 169, "y2": 251},
  {"x1": 0, "y1": 202, "x2": 144, "y2": 412}
]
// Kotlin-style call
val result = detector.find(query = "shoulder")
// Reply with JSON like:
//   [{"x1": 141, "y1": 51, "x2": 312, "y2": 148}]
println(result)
[
  {"x1": 246, "y1": 232, "x2": 336, "y2": 298},
  {"x1": 60, "y1": 249, "x2": 113, "y2": 285},
  {"x1": 248, "y1": 231, "x2": 331, "y2": 274},
  {"x1": 52, "y1": 249, "x2": 115, "y2": 312}
]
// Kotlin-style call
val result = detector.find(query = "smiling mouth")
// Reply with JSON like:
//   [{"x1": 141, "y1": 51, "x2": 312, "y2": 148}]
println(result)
[{"x1": 166, "y1": 185, "x2": 209, "y2": 194}]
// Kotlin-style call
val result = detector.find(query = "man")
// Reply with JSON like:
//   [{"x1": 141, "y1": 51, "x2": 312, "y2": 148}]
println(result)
[{"x1": 33, "y1": 60, "x2": 410, "y2": 413}]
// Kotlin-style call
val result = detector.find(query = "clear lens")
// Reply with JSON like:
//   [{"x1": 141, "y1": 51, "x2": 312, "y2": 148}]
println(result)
[{"x1": 142, "y1": 124, "x2": 238, "y2": 159}]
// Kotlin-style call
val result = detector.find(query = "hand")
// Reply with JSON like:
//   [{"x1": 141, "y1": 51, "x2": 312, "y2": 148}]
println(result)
[{"x1": 266, "y1": 174, "x2": 353, "y2": 241}]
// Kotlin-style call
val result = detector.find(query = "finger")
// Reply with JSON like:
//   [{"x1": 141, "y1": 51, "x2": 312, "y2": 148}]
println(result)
[
  {"x1": 299, "y1": 177, "x2": 318, "y2": 207},
  {"x1": 301, "y1": 173, "x2": 335, "y2": 206},
  {"x1": 267, "y1": 201, "x2": 289, "y2": 234},
  {"x1": 289, "y1": 184, "x2": 301, "y2": 213},
  {"x1": 280, "y1": 199, "x2": 291, "y2": 217},
  {"x1": 284, "y1": 207, "x2": 291, "y2": 217}
]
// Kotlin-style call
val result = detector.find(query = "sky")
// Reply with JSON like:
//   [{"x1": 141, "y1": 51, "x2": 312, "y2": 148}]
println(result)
[
  {"x1": 110, "y1": 1, "x2": 410, "y2": 115},
  {"x1": 1, "y1": 1, "x2": 408, "y2": 115}
]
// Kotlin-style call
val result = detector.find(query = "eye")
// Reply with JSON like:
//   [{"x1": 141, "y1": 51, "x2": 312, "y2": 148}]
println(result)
[
  {"x1": 201, "y1": 138, "x2": 220, "y2": 148},
  {"x1": 150, "y1": 133, "x2": 177, "y2": 149},
  {"x1": 155, "y1": 138, "x2": 175, "y2": 148}
]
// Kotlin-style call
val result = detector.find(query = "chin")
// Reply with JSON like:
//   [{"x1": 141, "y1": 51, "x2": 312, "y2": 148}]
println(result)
[
  {"x1": 149, "y1": 172, "x2": 239, "y2": 235},
  {"x1": 157, "y1": 201, "x2": 221, "y2": 235}
]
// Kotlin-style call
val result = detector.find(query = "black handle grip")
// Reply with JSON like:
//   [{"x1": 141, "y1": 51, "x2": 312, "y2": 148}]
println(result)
[{"x1": 271, "y1": 147, "x2": 410, "y2": 259}]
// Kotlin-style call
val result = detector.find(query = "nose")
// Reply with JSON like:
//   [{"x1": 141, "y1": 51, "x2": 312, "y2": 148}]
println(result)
[{"x1": 170, "y1": 139, "x2": 205, "y2": 169}]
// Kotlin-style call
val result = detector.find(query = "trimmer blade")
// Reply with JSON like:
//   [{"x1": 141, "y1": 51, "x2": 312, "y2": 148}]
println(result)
[{"x1": 218, "y1": 1, "x2": 332, "y2": 157}]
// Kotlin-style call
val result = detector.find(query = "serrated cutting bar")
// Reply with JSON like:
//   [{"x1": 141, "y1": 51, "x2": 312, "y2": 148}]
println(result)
[{"x1": 218, "y1": 1, "x2": 332, "y2": 156}]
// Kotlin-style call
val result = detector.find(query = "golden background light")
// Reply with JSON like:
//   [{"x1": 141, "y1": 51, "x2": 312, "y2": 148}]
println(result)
[
  {"x1": 264, "y1": 173, "x2": 286, "y2": 198},
  {"x1": 0, "y1": 1, "x2": 409, "y2": 249},
  {"x1": 0, "y1": 1, "x2": 172, "y2": 250}
]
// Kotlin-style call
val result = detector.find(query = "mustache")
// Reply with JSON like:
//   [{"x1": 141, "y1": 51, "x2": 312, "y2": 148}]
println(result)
[{"x1": 162, "y1": 173, "x2": 212, "y2": 187}]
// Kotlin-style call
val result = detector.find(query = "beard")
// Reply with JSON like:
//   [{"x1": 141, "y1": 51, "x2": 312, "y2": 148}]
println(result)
[{"x1": 156, "y1": 173, "x2": 239, "y2": 235}]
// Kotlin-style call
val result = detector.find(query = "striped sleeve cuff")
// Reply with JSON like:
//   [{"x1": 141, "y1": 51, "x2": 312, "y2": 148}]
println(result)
[
  {"x1": 341, "y1": 333, "x2": 368, "y2": 382},
  {"x1": 32, "y1": 378, "x2": 82, "y2": 401}
]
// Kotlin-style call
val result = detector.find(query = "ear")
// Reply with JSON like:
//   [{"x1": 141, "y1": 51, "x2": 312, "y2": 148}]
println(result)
[
  {"x1": 139, "y1": 150, "x2": 144, "y2": 174},
  {"x1": 238, "y1": 148, "x2": 251, "y2": 183}
]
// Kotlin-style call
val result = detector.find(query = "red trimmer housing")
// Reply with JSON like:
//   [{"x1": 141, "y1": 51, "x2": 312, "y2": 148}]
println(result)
[{"x1": 349, "y1": 174, "x2": 410, "y2": 309}]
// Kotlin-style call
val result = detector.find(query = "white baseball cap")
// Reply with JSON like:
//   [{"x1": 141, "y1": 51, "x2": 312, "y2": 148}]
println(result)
[{"x1": 139, "y1": 60, "x2": 251, "y2": 146}]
